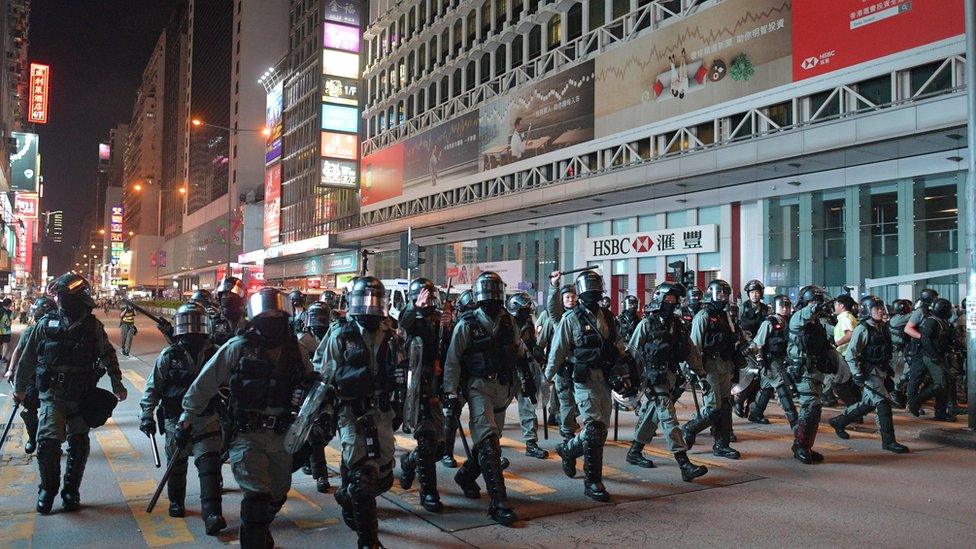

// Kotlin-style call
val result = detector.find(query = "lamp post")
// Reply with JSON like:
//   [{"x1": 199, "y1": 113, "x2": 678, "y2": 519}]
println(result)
[{"x1": 190, "y1": 118, "x2": 271, "y2": 273}]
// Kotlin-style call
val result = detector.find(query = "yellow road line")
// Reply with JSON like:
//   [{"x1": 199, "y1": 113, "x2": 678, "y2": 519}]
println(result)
[
  {"x1": 94, "y1": 418, "x2": 194, "y2": 547},
  {"x1": 281, "y1": 487, "x2": 340, "y2": 530},
  {"x1": 0, "y1": 401, "x2": 37, "y2": 547},
  {"x1": 458, "y1": 430, "x2": 555, "y2": 497},
  {"x1": 122, "y1": 369, "x2": 147, "y2": 393}
]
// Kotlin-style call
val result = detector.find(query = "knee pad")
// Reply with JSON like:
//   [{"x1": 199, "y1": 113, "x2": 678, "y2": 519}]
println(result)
[
  {"x1": 37, "y1": 439, "x2": 62, "y2": 458},
  {"x1": 194, "y1": 452, "x2": 222, "y2": 476},
  {"x1": 241, "y1": 491, "x2": 272, "y2": 525},
  {"x1": 66, "y1": 434, "x2": 90, "y2": 456},
  {"x1": 348, "y1": 465, "x2": 378, "y2": 501},
  {"x1": 584, "y1": 422, "x2": 607, "y2": 445}
]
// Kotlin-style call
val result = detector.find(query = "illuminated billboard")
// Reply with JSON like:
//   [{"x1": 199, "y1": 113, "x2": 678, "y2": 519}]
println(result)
[
  {"x1": 321, "y1": 159, "x2": 358, "y2": 188},
  {"x1": 322, "y1": 50, "x2": 360, "y2": 79},
  {"x1": 320, "y1": 4, "x2": 361, "y2": 191},
  {"x1": 322, "y1": 103, "x2": 358, "y2": 133},
  {"x1": 98, "y1": 143, "x2": 111, "y2": 162},
  {"x1": 10, "y1": 132, "x2": 39, "y2": 192},
  {"x1": 324, "y1": 22, "x2": 360, "y2": 52},
  {"x1": 324, "y1": 0, "x2": 360, "y2": 25},
  {"x1": 321, "y1": 131, "x2": 358, "y2": 160},
  {"x1": 322, "y1": 76, "x2": 359, "y2": 106},
  {"x1": 266, "y1": 81, "x2": 284, "y2": 163},
  {"x1": 110, "y1": 206, "x2": 124, "y2": 264},
  {"x1": 264, "y1": 164, "x2": 281, "y2": 248},
  {"x1": 28, "y1": 63, "x2": 49, "y2": 124}
]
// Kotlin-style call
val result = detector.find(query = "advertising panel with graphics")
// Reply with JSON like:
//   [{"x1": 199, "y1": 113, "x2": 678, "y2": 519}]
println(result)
[
  {"x1": 793, "y1": 0, "x2": 963, "y2": 81},
  {"x1": 594, "y1": 0, "x2": 791, "y2": 137},
  {"x1": 361, "y1": 142, "x2": 404, "y2": 206},
  {"x1": 266, "y1": 82, "x2": 283, "y2": 163},
  {"x1": 10, "y1": 132, "x2": 39, "y2": 192},
  {"x1": 479, "y1": 60, "x2": 594, "y2": 170},
  {"x1": 320, "y1": 5, "x2": 361, "y2": 191},
  {"x1": 263, "y1": 164, "x2": 281, "y2": 248}
]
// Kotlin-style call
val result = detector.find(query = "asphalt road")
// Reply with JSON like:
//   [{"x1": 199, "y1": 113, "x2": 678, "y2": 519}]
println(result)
[{"x1": 1, "y1": 311, "x2": 974, "y2": 548}]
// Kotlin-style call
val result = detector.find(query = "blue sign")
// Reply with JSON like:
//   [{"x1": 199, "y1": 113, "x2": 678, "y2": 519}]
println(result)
[{"x1": 322, "y1": 104, "x2": 359, "y2": 133}]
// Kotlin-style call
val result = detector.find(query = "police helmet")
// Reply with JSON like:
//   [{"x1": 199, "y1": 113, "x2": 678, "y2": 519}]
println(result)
[
  {"x1": 892, "y1": 299, "x2": 912, "y2": 315},
  {"x1": 348, "y1": 276, "x2": 387, "y2": 318},
  {"x1": 506, "y1": 292, "x2": 534, "y2": 315},
  {"x1": 686, "y1": 286, "x2": 703, "y2": 303},
  {"x1": 173, "y1": 302, "x2": 212, "y2": 336},
  {"x1": 408, "y1": 277, "x2": 439, "y2": 306},
  {"x1": 47, "y1": 273, "x2": 96, "y2": 309},
  {"x1": 772, "y1": 294, "x2": 792, "y2": 313},
  {"x1": 457, "y1": 289, "x2": 477, "y2": 312},
  {"x1": 216, "y1": 276, "x2": 246, "y2": 299},
  {"x1": 859, "y1": 295, "x2": 885, "y2": 320},
  {"x1": 305, "y1": 302, "x2": 331, "y2": 329},
  {"x1": 797, "y1": 285, "x2": 826, "y2": 308},
  {"x1": 288, "y1": 289, "x2": 306, "y2": 308},
  {"x1": 247, "y1": 288, "x2": 293, "y2": 319},
  {"x1": 624, "y1": 295, "x2": 639, "y2": 311},
  {"x1": 575, "y1": 270, "x2": 604, "y2": 299},
  {"x1": 30, "y1": 297, "x2": 56, "y2": 321},
  {"x1": 189, "y1": 289, "x2": 213, "y2": 307},
  {"x1": 648, "y1": 282, "x2": 681, "y2": 313},
  {"x1": 744, "y1": 279, "x2": 765, "y2": 295},
  {"x1": 473, "y1": 271, "x2": 505, "y2": 303},
  {"x1": 932, "y1": 298, "x2": 953, "y2": 320},
  {"x1": 919, "y1": 288, "x2": 939, "y2": 305},
  {"x1": 706, "y1": 279, "x2": 732, "y2": 303},
  {"x1": 319, "y1": 290, "x2": 340, "y2": 309}
]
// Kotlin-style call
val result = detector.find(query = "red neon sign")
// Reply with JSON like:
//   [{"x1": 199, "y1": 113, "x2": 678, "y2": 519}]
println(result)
[{"x1": 28, "y1": 63, "x2": 50, "y2": 124}]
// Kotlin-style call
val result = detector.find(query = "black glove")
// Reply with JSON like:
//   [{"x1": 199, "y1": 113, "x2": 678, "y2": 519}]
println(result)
[
  {"x1": 444, "y1": 394, "x2": 462, "y2": 419},
  {"x1": 731, "y1": 367, "x2": 741, "y2": 384},
  {"x1": 699, "y1": 378, "x2": 711, "y2": 393},
  {"x1": 174, "y1": 423, "x2": 192, "y2": 447},
  {"x1": 139, "y1": 417, "x2": 156, "y2": 438},
  {"x1": 852, "y1": 372, "x2": 867, "y2": 385}
]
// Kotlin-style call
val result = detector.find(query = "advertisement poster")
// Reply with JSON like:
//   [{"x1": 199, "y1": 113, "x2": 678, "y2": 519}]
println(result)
[
  {"x1": 324, "y1": 21, "x2": 360, "y2": 52},
  {"x1": 594, "y1": 0, "x2": 792, "y2": 138},
  {"x1": 14, "y1": 193, "x2": 38, "y2": 218},
  {"x1": 583, "y1": 225, "x2": 718, "y2": 261},
  {"x1": 14, "y1": 218, "x2": 34, "y2": 272},
  {"x1": 28, "y1": 63, "x2": 49, "y2": 124},
  {"x1": 266, "y1": 82, "x2": 284, "y2": 163},
  {"x1": 10, "y1": 132, "x2": 39, "y2": 192},
  {"x1": 479, "y1": 60, "x2": 594, "y2": 170},
  {"x1": 320, "y1": 158, "x2": 358, "y2": 188},
  {"x1": 793, "y1": 0, "x2": 964, "y2": 81},
  {"x1": 361, "y1": 142, "x2": 404, "y2": 206},
  {"x1": 321, "y1": 131, "x2": 358, "y2": 160},
  {"x1": 403, "y1": 110, "x2": 479, "y2": 185},
  {"x1": 263, "y1": 164, "x2": 281, "y2": 248},
  {"x1": 322, "y1": 75, "x2": 359, "y2": 106},
  {"x1": 446, "y1": 260, "x2": 524, "y2": 289},
  {"x1": 322, "y1": 103, "x2": 359, "y2": 133},
  {"x1": 324, "y1": 0, "x2": 360, "y2": 26}
]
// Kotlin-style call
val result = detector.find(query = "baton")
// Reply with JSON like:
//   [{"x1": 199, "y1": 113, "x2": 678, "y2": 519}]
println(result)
[
  {"x1": 555, "y1": 266, "x2": 600, "y2": 277},
  {"x1": 149, "y1": 432, "x2": 161, "y2": 468},
  {"x1": 121, "y1": 299, "x2": 165, "y2": 325},
  {"x1": 613, "y1": 402, "x2": 620, "y2": 442},
  {"x1": 542, "y1": 404, "x2": 548, "y2": 440},
  {"x1": 858, "y1": 380, "x2": 899, "y2": 406},
  {"x1": 690, "y1": 381, "x2": 702, "y2": 417},
  {"x1": 0, "y1": 400, "x2": 20, "y2": 454},
  {"x1": 146, "y1": 438, "x2": 188, "y2": 513},
  {"x1": 457, "y1": 423, "x2": 472, "y2": 461}
]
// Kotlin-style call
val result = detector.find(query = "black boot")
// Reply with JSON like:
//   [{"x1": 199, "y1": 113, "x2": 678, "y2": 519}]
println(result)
[
  {"x1": 582, "y1": 435, "x2": 610, "y2": 502},
  {"x1": 399, "y1": 451, "x2": 416, "y2": 490},
  {"x1": 479, "y1": 435, "x2": 517, "y2": 525},
  {"x1": 524, "y1": 440, "x2": 548, "y2": 459},
  {"x1": 877, "y1": 401, "x2": 909, "y2": 453},
  {"x1": 792, "y1": 403, "x2": 822, "y2": 465},
  {"x1": 625, "y1": 441, "x2": 655, "y2": 468},
  {"x1": 681, "y1": 407, "x2": 715, "y2": 450},
  {"x1": 674, "y1": 451, "x2": 707, "y2": 482},
  {"x1": 35, "y1": 440, "x2": 61, "y2": 514},
  {"x1": 415, "y1": 435, "x2": 442, "y2": 513},
  {"x1": 777, "y1": 386, "x2": 799, "y2": 428},
  {"x1": 239, "y1": 492, "x2": 273, "y2": 549},
  {"x1": 351, "y1": 487, "x2": 380, "y2": 548},
  {"x1": 555, "y1": 436, "x2": 582, "y2": 478},
  {"x1": 748, "y1": 388, "x2": 774, "y2": 424},
  {"x1": 61, "y1": 434, "x2": 89, "y2": 512},
  {"x1": 196, "y1": 453, "x2": 226, "y2": 536},
  {"x1": 453, "y1": 450, "x2": 482, "y2": 499},
  {"x1": 828, "y1": 402, "x2": 874, "y2": 440},
  {"x1": 711, "y1": 404, "x2": 740, "y2": 459},
  {"x1": 308, "y1": 444, "x2": 330, "y2": 493},
  {"x1": 21, "y1": 405, "x2": 38, "y2": 454},
  {"x1": 442, "y1": 413, "x2": 459, "y2": 467},
  {"x1": 168, "y1": 474, "x2": 187, "y2": 518}
]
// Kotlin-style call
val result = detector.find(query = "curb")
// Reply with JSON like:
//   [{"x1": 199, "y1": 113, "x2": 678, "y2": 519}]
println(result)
[{"x1": 917, "y1": 427, "x2": 976, "y2": 450}]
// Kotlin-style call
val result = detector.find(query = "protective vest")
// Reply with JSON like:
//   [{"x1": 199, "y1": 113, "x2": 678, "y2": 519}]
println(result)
[
  {"x1": 571, "y1": 307, "x2": 614, "y2": 370},
  {"x1": 641, "y1": 314, "x2": 686, "y2": 373},
  {"x1": 789, "y1": 317, "x2": 830, "y2": 358},
  {"x1": 290, "y1": 311, "x2": 305, "y2": 336},
  {"x1": 212, "y1": 316, "x2": 243, "y2": 346},
  {"x1": 739, "y1": 301, "x2": 768, "y2": 336},
  {"x1": 36, "y1": 314, "x2": 104, "y2": 399},
  {"x1": 763, "y1": 315, "x2": 788, "y2": 362},
  {"x1": 228, "y1": 334, "x2": 305, "y2": 431},
  {"x1": 334, "y1": 319, "x2": 396, "y2": 403},
  {"x1": 617, "y1": 310, "x2": 639, "y2": 342},
  {"x1": 701, "y1": 309, "x2": 737, "y2": 359},
  {"x1": 462, "y1": 312, "x2": 517, "y2": 380},
  {"x1": 121, "y1": 309, "x2": 136, "y2": 324},
  {"x1": 919, "y1": 316, "x2": 952, "y2": 359},
  {"x1": 889, "y1": 314, "x2": 909, "y2": 351},
  {"x1": 159, "y1": 344, "x2": 213, "y2": 417},
  {"x1": 861, "y1": 322, "x2": 893, "y2": 369}
]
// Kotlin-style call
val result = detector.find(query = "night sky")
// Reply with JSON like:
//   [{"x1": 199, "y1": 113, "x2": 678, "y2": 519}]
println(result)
[{"x1": 28, "y1": 0, "x2": 181, "y2": 275}]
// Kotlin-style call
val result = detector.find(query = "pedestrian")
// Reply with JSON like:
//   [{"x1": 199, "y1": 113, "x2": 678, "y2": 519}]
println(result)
[
  {"x1": 180, "y1": 288, "x2": 314, "y2": 548},
  {"x1": 19, "y1": 296, "x2": 31, "y2": 324},
  {"x1": 824, "y1": 294, "x2": 858, "y2": 406},
  {"x1": 139, "y1": 303, "x2": 227, "y2": 535},
  {"x1": 14, "y1": 273, "x2": 128, "y2": 514},
  {"x1": 315, "y1": 277, "x2": 403, "y2": 546},
  {"x1": 0, "y1": 298, "x2": 14, "y2": 362},
  {"x1": 119, "y1": 302, "x2": 137, "y2": 356}
]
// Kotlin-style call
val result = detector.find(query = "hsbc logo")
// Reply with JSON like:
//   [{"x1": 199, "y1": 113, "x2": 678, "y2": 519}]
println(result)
[
  {"x1": 584, "y1": 225, "x2": 718, "y2": 261},
  {"x1": 632, "y1": 235, "x2": 654, "y2": 253},
  {"x1": 801, "y1": 56, "x2": 819, "y2": 70}
]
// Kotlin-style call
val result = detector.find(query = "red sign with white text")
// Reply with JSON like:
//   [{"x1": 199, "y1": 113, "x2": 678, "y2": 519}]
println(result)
[
  {"x1": 14, "y1": 193, "x2": 38, "y2": 218},
  {"x1": 793, "y1": 0, "x2": 964, "y2": 81},
  {"x1": 28, "y1": 63, "x2": 50, "y2": 124},
  {"x1": 15, "y1": 218, "x2": 34, "y2": 272},
  {"x1": 263, "y1": 164, "x2": 281, "y2": 248}
]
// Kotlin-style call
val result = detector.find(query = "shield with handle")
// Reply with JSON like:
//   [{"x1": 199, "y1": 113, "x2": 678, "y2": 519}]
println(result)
[
  {"x1": 402, "y1": 336, "x2": 424, "y2": 432},
  {"x1": 284, "y1": 380, "x2": 328, "y2": 454},
  {"x1": 731, "y1": 355, "x2": 760, "y2": 396}
]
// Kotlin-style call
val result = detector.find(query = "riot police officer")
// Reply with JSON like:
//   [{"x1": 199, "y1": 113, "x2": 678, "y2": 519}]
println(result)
[
  {"x1": 733, "y1": 280, "x2": 769, "y2": 417},
  {"x1": 545, "y1": 278, "x2": 582, "y2": 441},
  {"x1": 681, "y1": 280, "x2": 744, "y2": 459},
  {"x1": 888, "y1": 298, "x2": 913, "y2": 407},
  {"x1": 617, "y1": 295, "x2": 641, "y2": 342},
  {"x1": 14, "y1": 273, "x2": 128, "y2": 514},
  {"x1": 829, "y1": 296, "x2": 910, "y2": 452},
  {"x1": 189, "y1": 289, "x2": 217, "y2": 317},
  {"x1": 547, "y1": 270, "x2": 634, "y2": 502},
  {"x1": 398, "y1": 277, "x2": 448, "y2": 512},
  {"x1": 507, "y1": 291, "x2": 548, "y2": 459},
  {"x1": 140, "y1": 303, "x2": 226, "y2": 534},
  {"x1": 786, "y1": 286, "x2": 837, "y2": 464},
  {"x1": 212, "y1": 277, "x2": 248, "y2": 346},
  {"x1": 181, "y1": 288, "x2": 314, "y2": 548},
  {"x1": 910, "y1": 298, "x2": 956, "y2": 420},
  {"x1": 319, "y1": 289, "x2": 341, "y2": 311},
  {"x1": 681, "y1": 286, "x2": 704, "y2": 323},
  {"x1": 441, "y1": 289, "x2": 477, "y2": 468},
  {"x1": 626, "y1": 282, "x2": 708, "y2": 481},
  {"x1": 746, "y1": 295, "x2": 798, "y2": 427},
  {"x1": 288, "y1": 290, "x2": 307, "y2": 336},
  {"x1": 298, "y1": 302, "x2": 333, "y2": 494},
  {"x1": 315, "y1": 277, "x2": 402, "y2": 547},
  {"x1": 4, "y1": 296, "x2": 57, "y2": 454},
  {"x1": 443, "y1": 272, "x2": 521, "y2": 525}
]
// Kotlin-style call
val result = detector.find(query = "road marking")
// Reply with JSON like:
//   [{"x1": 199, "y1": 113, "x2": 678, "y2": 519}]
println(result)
[
  {"x1": 460, "y1": 430, "x2": 556, "y2": 497},
  {"x1": 281, "y1": 487, "x2": 340, "y2": 530},
  {"x1": 0, "y1": 400, "x2": 37, "y2": 547},
  {"x1": 122, "y1": 369, "x2": 147, "y2": 393},
  {"x1": 94, "y1": 418, "x2": 194, "y2": 547}
]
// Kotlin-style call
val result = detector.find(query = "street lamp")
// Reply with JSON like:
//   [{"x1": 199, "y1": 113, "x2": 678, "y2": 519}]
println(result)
[{"x1": 190, "y1": 117, "x2": 270, "y2": 272}]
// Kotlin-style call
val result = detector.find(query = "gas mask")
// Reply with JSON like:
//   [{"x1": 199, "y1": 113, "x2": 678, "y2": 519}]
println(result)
[
  {"x1": 356, "y1": 315, "x2": 382, "y2": 332},
  {"x1": 311, "y1": 326, "x2": 329, "y2": 340},
  {"x1": 658, "y1": 302, "x2": 676, "y2": 317},
  {"x1": 515, "y1": 309, "x2": 532, "y2": 323},
  {"x1": 58, "y1": 294, "x2": 90, "y2": 321},
  {"x1": 706, "y1": 300, "x2": 728, "y2": 313},
  {"x1": 178, "y1": 333, "x2": 210, "y2": 355},
  {"x1": 252, "y1": 316, "x2": 289, "y2": 346},
  {"x1": 580, "y1": 292, "x2": 602, "y2": 312},
  {"x1": 220, "y1": 295, "x2": 244, "y2": 322},
  {"x1": 480, "y1": 300, "x2": 504, "y2": 318}
]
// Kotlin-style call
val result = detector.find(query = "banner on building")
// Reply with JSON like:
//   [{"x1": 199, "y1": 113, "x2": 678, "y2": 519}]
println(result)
[
  {"x1": 14, "y1": 193, "x2": 38, "y2": 218},
  {"x1": 10, "y1": 132, "x2": 39, "y2": 192},
  {"x1": 263, "y1": 164, "x2": 281, "y2": 248},
  {"x1": 446, "y1": 260, "x2": 523, "y2": 289},
  {"x1": 584, "y1": 225, "x2": 718, "y2": 261},
  {"x1": 28, "y1": 63, "x2": 49, "y2": 124},
  {"x1": 793, "y1": 0, "x2": 964, "y2": 81},
  {"x1": 266, "y1": 82, "x2": 284, "y2": 163}
]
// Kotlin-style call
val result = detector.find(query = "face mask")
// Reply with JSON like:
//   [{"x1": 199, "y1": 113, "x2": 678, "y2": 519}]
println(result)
[
  {"x1": 253, "y1": 316, "x2": 289, "y2": 346},
  {"x1": 707, "y1": 300, "x2": 728, "y2": 313},
  {"x1": 515, "y1": 309, "x2": 531, "y2": 322},
  {"x1": 311, "y1": 326, "x2": 329, "y2": 340},
  {"x1": 356, "y1": 316, "x2": 382, "y2": 332},
  {"x1": 221, "y1": 296, "x2": 243, "y2": 322},
  {"x1": 481, "y1": 302, "x2": 503, "y2": 318},
  {"x1": 580, "y1": 293, "x2": 601, "y2": 312},
  {"x1": 179, "y1": 334, "x2": 209, "y2": 354},
  {"x1": 658, "y1": 302, "x2": 676, "y2": 317},
  {"x1": 59, "y1": 295, "x2": 90, "y2": 321}
]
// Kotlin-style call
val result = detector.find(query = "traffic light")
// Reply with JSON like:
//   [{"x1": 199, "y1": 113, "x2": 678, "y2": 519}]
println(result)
[
  {"x1": 407, "y1": 242, "x2": 426, "y2": 269},
  {"x1": 668, "y1": 260, "x2": 685, "y2": 283},
  {"x1": 399, "y1": 231, "x2": 410, "y2": 271}
]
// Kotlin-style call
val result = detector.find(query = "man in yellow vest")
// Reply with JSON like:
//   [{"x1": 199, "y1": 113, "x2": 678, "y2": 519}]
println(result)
[{"x1": 119, "y1": 303, "x2": 137, "y2": 356}]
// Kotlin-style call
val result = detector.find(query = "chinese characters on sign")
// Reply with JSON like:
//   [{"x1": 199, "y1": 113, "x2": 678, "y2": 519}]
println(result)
[
  {"x1": 583, "y1": 225, "x2": 719, "y2": 261},
  {"x1": 28, "y1": 63, "x2": 49, "y2": 124},
  {"x1": 321, "y1": 2, "x2": 361, "y2": 190},
  {"x1": 110, "y1": 206, "x2": 124, "y2": 265}
]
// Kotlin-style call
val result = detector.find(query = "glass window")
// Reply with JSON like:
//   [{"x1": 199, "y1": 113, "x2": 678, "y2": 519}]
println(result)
[
  {"x1": 869, "y1": 189, "x2": 898, "y2": 281},
  {"x1": 496, "y1": 0, "x2": 508, "y2": 28},
  {"x1": 567, "y1": 4, "x2": 583, "y2": 41},
  {"x1": 919, "y1": 176, "x2": 959, "y2": 301},
  {"x1": 808, "y1": 90, "x2": 840, "y2": 121},
  {"x1": 587, "y1": 222, "x2": 605, "y2": 238},
  {"x1": 638, "y1": 214, "x2": 656, "y2": 231},
  {"x1": 766, "y1": 199, "x2": 800, "y2": 294},
  {"x1": 589, "y1": 0, "x2": 605, "y2": 28},
  {"x1": 821, "y1": 197, "x2": 846, "y2": 289},
  {"x1": 854, "y1": 74, "x2": 891, "y2": 107},
  {"x1": 548, "y1": 15, "x2": 561, "y2": 49},
  {"x1": 612, "y1": 0, "x2": 629, "y2": 19},
  {"x1": 666, "y1": 210, "x2": 686, "y2": 229},
  {"x1": 528, "y1": 25, "x2": 542, "y2": 60},
  {"x1": 910, "y1": 60, "x2": 953, "y2": 97},
  {"x1": 764, "y1": 101, "x2": 793, "y2": 129}
]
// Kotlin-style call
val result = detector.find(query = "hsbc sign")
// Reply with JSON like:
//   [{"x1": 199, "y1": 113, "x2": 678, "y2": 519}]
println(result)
[{"x1": 584, "y1": 224, "x2": 718, "y2": 261}]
